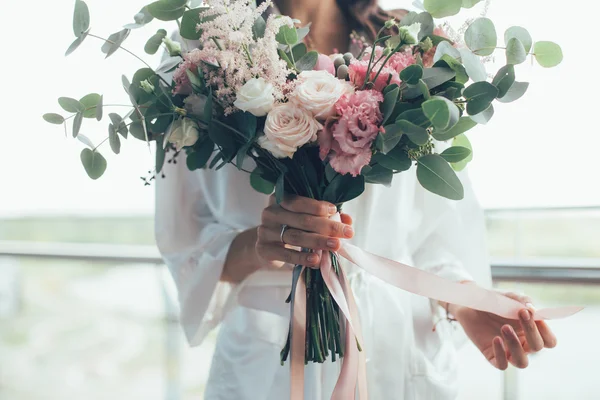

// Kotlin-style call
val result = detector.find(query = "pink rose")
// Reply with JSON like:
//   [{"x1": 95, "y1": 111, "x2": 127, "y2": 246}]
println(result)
[
  {"x1": 318, "y1": 90, "x2": 384, "y2": 177},
  {"x1": 314, "y1": 53, "x2": 335, "y2": 75}
]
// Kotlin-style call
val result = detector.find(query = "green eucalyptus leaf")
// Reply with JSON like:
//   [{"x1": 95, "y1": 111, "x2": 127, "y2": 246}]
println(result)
[
  {"x1": 276, "y1": 25, "x2": 298, "y2": 46},
  {"x1": 465, "y1": 18, "x2": 497, "y2": 56},
  {"x1": 187, "y1": 140, "x2": 214, "y2": 170},
  {"x1": 433, "y1": 41, "x2": 461, "y2": 64},
  {"x1": 147, "y1": 0, "x2": 187, "y2": 21},
  {"x1": 363, "y1": 164, "x2": 393, "y2": 187},
  {"x1": 109, "y1": 113, "x2": 128, "y2": 138},
  {"x1": 155, "y1": 134, "x2": 166, "y2": 173},
  {"x1": 73, "y1": 0, "x2": 90, "y2": 37},
  {"x1": 252, "y1": 15, "x2": 267, "y2": 40},
  {"x1": 463, "y1": 81, "x2": 499, "y2": 115},
  {"x1": 380, "y1": 123, "x2": 404, "y2": 153},
  {"x1": 534, "y1": 41, "x2": 563, "y2": 68},
  {"x1": 101, "y1": 29, "x2": 131, "y2": 58},
  {"x1": 421, "y1": 96, "x2": 459, "y2": 131},
  {"x1": 396, "y1": 108, "x2": 430, "y2": 128},
  {"x1": 452, "y1": 134, "x2": 473, "y2": 171},
  {"x1": 323, "y1": 173, "x2": 365, "y2": 203},
  {"x1": 77, "y1": 134, "x2": 95, "y2": 149},
  {"x1": 108, "y1": 124, "x2": 121, "y2": 154},
  {"x1": 401, "y1": 12, "x2": 434, "y2": 40},
  {"x1": 400, "y1": 64, "x2": 423, "y2": 85},
  {"x1": 180, "y1": 8, "x2": 203, "y2": 40},
  {"x1": 434, "y1": 54, "x2": 469, "y2": 85},
  {"x1": 497, "y1": 81, "x2": 529, "y2": 103},
  {"x1": 432, "y1": 116, "x2": 477, "y2": 141},
  {"x1": 296, "y1": 23, "x2": 311, "y2": 42},
  {"x1": 423, "y1": 0, "x2": 462, "y2": 18},
  {"x1": 275, "y1": 169, "x2": 286, "y2": 203},
  {"x1": 72, "y1": 112, "x2": 83, "y2": 138},
  {"x1": 145, "y1": 29, "x2": 168, "y2": 54},
  {"x1": 80, "y1": 148, "x2": 107, "y2": 180},
  {"x1": 291, "y1": 42, "x2": 307, "y2": 61},
  {"x1": 96, "y1": 94, "x2": 103, "y2": 121},
  {"x1": 504, "y1": 26, "x2": 532, "y2": 53},
  {"x1": 459, "y1": 48, "x2": 487, "y2": 82},
  {"x1": 65, "y1": 30, "x2": 89, "y2": 56},
  {"x1": 59, "y1": 97, "x2": 84, "y2": 113},
  {"x1": 402, "y1": 67, "x2": 456, "y2": 100},
  {"x1": 492, "y1": 64, "x2": 515, "y2": 98},
  {"x1": 43, "y1": 113, "x2": 65, "y2": 125},
  {"x1": 79, "y1": 93, "x2": 101, "y2": 118},
  {"x1": 131, "y1": 68, "x2": 157, "y2": 104},
  {"x1": 382, "y1": 86, "x2": 400, "y2": 125},
  {"x1": 372, "y1": 147, "x2": 412, "y2": 172},
  {"x1": 417, "y1": 154, "x2": 464, "y2": 200},
  {"x1": 398, "y1": 119, "x2": 429, "y2": 146},
  {"x1": 418, "y1": 79, "x2": 431, "y2": 100},
  {"x1": 124, "y1": 6, "x2": 154, "y2": 29},
  {"x1": 295, "y1": 50, "x2": 318, "y2": 71},
  {"x1": 506, "y1": 38, "x2": 527, "y2": 65},
  {"x1": 440, "y1": 146, "x2": 471, "y2": 163},
  {"x1": 470, "y1": 104, "x2": 494, "y2": 124},
  {"x1": 462, "y1": 0, "x2": 482, "y2": 7}
]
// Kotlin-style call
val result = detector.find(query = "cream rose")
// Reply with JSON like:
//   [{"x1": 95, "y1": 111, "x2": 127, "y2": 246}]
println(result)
[
  {"x1": 167, "y1": 118, "x2": 200, "y2": 151},
  {"x1": 234, "y1": 77, "x2": 275, "y2": 117},
  {"x1": 261, "y1": 103, "x2": 322, "y2": 158},
  {"x1": 289, "y1": 70, "x2": 355, "y2": 121}
]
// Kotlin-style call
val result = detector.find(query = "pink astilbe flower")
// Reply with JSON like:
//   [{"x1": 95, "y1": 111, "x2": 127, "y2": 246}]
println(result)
[
  {"x1": 319, "y1": 90, "x2": 384, "y2": 177},
  {"x1": 348, "y1": 60, "x2": 400, "y2": 92}
]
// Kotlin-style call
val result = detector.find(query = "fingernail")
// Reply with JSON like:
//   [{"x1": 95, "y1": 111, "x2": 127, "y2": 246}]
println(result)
[
  {"x1": 343, "y1": 225, "x2": 354, "y2": 238},
  {"x1": 520, "y1": 309, "x2": 530, "y2": 321},
  {"x1": 502, "y1": 325, "x2": 512, "y2": 336},
  {"x1": 525, "y1": 302, "x2": 537, "y2": 311},
  {"x1": 307, "y1": 254, "x2": 319, "y2": 264},
  {"x1": 327, "y1": 239, "x2": 338, "y2": 249},
  {"x1": 328, "y1": 205, "x2": 337, "y2": 215}
]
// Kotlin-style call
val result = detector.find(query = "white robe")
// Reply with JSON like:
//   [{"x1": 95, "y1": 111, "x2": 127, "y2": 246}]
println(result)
[{"x1": 154, "y1": 21, "x2": 491, "y2": 400}]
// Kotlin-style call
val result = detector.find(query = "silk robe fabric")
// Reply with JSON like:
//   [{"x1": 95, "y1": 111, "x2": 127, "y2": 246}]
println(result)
[{"x1": 155, "y1": 20, "x2": 492, "y2": 400}]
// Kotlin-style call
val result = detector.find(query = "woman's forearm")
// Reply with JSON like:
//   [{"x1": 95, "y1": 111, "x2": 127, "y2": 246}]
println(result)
[{"x1": 221, "y1": 227, "x2": 261, "y2": 283}]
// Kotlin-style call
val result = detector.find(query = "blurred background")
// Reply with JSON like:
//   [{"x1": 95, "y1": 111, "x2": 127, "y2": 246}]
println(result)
[{"x1": 1, "y1": 0, "x2": 598, "y2": 399}]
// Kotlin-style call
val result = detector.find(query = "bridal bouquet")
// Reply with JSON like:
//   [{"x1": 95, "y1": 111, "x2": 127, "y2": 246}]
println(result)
[{"x1": 44, "y1": 0, "x2": 564, "y2": 377}]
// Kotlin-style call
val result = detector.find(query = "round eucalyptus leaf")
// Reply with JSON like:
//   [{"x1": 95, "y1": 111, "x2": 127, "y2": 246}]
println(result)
[
  {"x1": 145, "y1": 29, "x2": 168, "y2": 55},
  {"x1": 417, "y1": 154, "x2": 464, "y2": 200},
  {"x1": 433, "y1": 41, "x2": 461, "y2": 64},
  {"x1": 506, "y1": 38, "x2": 527, "y2": 65},
  {"x1": 423, "y1": 0, "x2": 462, "y2": 18},
  {"x1": 80, "y1": 148, "x2": 107, "y2": 180},
  {"x1": 96, "y1": 94, "x2": 103, "y2": 121},
  {"x1": 77, "y1": 134, "x2": 95, "y2": 149},
  {"x1": 470, "y1": 104, "x2": 494, "y2": 125},
  {"x1": 73, "y1": 0, "x2": 90, "y2": 37},
  {"x1": 422, "y1": 96, "x2": 459, "y2": 131},
  {"x1": 109, "y1": 125, "x2": 121, "y2": 154},
  {"x1": 497, "y1": 81, "x2": 529, "y2": 103},
  {"x1": 101, "y1": 29, "x2": 131, "y2": 59},
  {"x1": 59, "y1": 97, "x2": 84, "y2": 113},
  {"x1": 462, "y1": 0, "x2": 482, "y2": 7},
  {"x1": 459, "y1": 48, "x2": 487, "y2": 82},
  {"x1": 43, "y1": 113, "x2": 65, "y2": 125},
  {"x1": 463, "y1": 81, "x2": 499, "y2": 115},
  {"x1": 276, "y1": 25, "x2": 298, "y2": 46},
  {"x1": 295, "y1": 50, "x2": 318, "y2": 71},
  {"x1": 147, "y1": 0, "x2": 187, "y2": 21},
  {"x1": 440, "y1": 146, "x2": 472, "y2": 163},
  {"x1": 400, "y1": 64, "x2": 423, "y2": 85},
  {"x1": 534, "y1": 41, "x2": 563, "y2": 68},
  {"x1": 72, "y1": 112, "x2": 83, "y2": 138},
  {"x1": 65, "y1": 30, "x2": 89, "y2": 56},
  {"x1": 250, "y1": 167, "x2": 275, "y2": 194},
  {"x1": 452, "y1": 134, "x2": 473, "y2": 171},
  {"x1": 79, "y1": 93, "x2": 101, "y2": 118},
  {"x1": 432, "y1": 116, "x2": 477, "y2": 141},
  {"x1": 492, "y1": 64, "x2": 515, "y2": 99},
  {"x1": 504, "y1": 26, "x2": 532, "y2": 53},
  {"x1": 465, "y1": 18, "x2": 497, "y2": 56}
]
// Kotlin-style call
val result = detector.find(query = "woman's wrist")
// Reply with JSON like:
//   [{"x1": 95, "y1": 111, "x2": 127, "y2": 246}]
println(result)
[{"x1": 221, "y1": 227, "x2": 261, "y2": 283}]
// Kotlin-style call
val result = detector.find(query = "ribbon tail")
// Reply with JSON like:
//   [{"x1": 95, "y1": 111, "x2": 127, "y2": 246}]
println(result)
[
  {"x1": 338, "y1": 243, "x2": 583, "y2": 321},
  {"x1": 290, "y1": 265, "x2": 307, "y2": 400}
]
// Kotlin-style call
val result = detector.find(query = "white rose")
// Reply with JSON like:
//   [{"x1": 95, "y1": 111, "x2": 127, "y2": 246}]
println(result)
[
  {"x1": 257, "y1": 135, "x2": 290, "y2": 159},
  {"x1": 290, "y1": 70, "x2": 354, "y2": 121},
  {"x1": 261, "y1": 102, "x2": 322, "y2": 159},
  {"x1": 234, "y1": 77, "x2": 275, "y2": 117},
  {"x1": 167, "y1": 118, "x2": 200, "y2": 151}
]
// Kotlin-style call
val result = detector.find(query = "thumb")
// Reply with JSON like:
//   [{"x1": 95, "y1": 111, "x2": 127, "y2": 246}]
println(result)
[{"x1": 502, "y1": 291, "x2": 536, "y2": 312}]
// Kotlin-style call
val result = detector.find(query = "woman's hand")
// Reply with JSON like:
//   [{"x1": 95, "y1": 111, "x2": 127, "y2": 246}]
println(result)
[
  {"x1": 453, "y1": 291, "x2": 558, "y2": 370},
  {"x1": 255, "y1": 194, "x2": 354, "y2": 269}
]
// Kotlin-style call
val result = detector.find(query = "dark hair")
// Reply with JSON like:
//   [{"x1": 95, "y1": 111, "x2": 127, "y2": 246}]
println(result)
[{"x1": 335, "y1": 0, "x2": 408, "y2": 41}]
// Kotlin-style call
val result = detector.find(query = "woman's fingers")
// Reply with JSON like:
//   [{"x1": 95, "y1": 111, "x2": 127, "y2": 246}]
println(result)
[
  {"x1": 501, "y1": 325, "x2": 529, "y2": 368},
  {"x1": 340, "y1": 213, "x2": 353, "y2": 225},
  {"x1": 256, "y1": 242, "x2": 321, "y2": 267},
  {"x1": 518, "y1": 309, "x2": 545, "y2": 353},
  {"x1": 492, "y1": 336, "x2": 508, "y2": 370},
  {"x1": 262, "y1": 206, "x2": 353, "y2": 239},
  {"x1": 276, "y1": 194, "x2": 337, "y2": 217},
  {"x1": 535, "y1": 320, "x2": 558, "y2": 349},
  {"x1": 260, "y1": 225, "x2": 340, "y2": 251}
]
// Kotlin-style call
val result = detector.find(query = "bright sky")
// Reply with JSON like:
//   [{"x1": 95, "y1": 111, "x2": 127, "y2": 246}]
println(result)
[{"x1": 1, "y1": 0, "x2": 598, "y2": 217}]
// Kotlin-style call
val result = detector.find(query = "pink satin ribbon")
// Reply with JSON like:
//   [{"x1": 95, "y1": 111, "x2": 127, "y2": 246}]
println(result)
[{"x1": 289, "y1": 218, "x2": 583, "y2": 400}]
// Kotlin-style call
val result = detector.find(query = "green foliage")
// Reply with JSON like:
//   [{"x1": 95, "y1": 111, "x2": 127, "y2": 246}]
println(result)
[
  {"x1": 402, "y1": 67, "x2": 456, "y2": 100},
  {"x1": 504, "y1": 26, "x2": 532, "y2": 53},
  {"x1": 72, "y1": 112, "x2": 83, "y2": 138},
  {"x1": 400, "y1": 64, "x2": 423, "y2": 85},
  {"x1": 108, "y1": 124, "x2": 121, "y2": 154},
  {"x1": 276, "y1": 25, "x2": 298, "y2": 46},
  {"x1": 124, "y1": 6, "x2": 154, "y2": 29},
  {"x1": 423, "y1": 0, "x2": 462, "y2": 18},
  {"x1": 463, "y1": 81, "x2": 499, "y2": 115},
  {"x1": 322, "y1": 174, "x2": 365, "y2": 203},
  {"x1": 187, "y1": 140, "x2": 214, "y2": 170},
  {"x1": 451, "y1": 134, "x2": 473, "y2": 171},
  {"x1": 363, "y1": 164, "x2": 393, "y2": 187},
  {"x1": 73, "y1": 0, "x2": 90, "y2": 37},
  {"x1": 147, "y1": 0, "x2": 187, "y2": 21},
  {"x1": 417, "y1": 154, "x2": 464, "y2": 200},
  {"x1": 534, "y1": 41, "x2": 563, "y2": 68},
  {"x1": 296, "y1": 51, "x2": 318, "y2": 71},
  {"x1": 470, "y1": 104, "x2": 494, "y2": 125},
  {"x1": 101, "y1": 29, "x2": 131, "y2": 58},
  {"x1": 382, "y1": 86, "x2": 400, "y2": 125},
  {"x1": 80, "y1": 148, "x2": 107, "y2": 179},
  {"x1": 58, "y1": 97, "x2": 84, "y2": 113},
  {"x1": 434, "y1": 54, "x2": 468, "y2": 84},
  {"x1": 253, "y1": 16, "x2": 267, "y2": 40},
  {"x1": 506, "y1": 38, "x2": 527, "y2": 65},
  {"x1": 79, "y1": 93, "x2": 101, "y2": 118},
  {"x1": 459, "y1": 48, "x2": 487, "y2": 82},
  {"x1": 181, "y1": 8, "x2": 204, "y2": 40},
  {"x1": 497, "y1": 81, "x2": 529, "y2": 103},
  {"x1": 492, "y1": 64, "x2": 515, "y2": 99},
  {"x1": 422, "y1": 96, "x2": 459, "y2": 131},
  {"x1": 96, "y1": 95, "x2": 103, "y2": 121},
  {"x1": 65, "y1": 31, "x2": 89, "y2": 56},
  {"x1": 465, "y1": 18, "x2": 497, "y2": 56},
  {"x1": 379, "y1": 123, "x2": 404, "y2": 153},
  {"x1": 440, "y1": 146, "x2": 472, "y2": 163},
  {"x1": 432, "y1": 116, "x2": 477, "y2": 141},
  {"x1": 145, "y1": 29, "x2": 167, "y2": 54},
  {"x1": 43, "y1": 113, "x2": 65, "y2": 125},
  {"x1": 462, "y1": 0, "x2": 483, "y2": 7}
]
